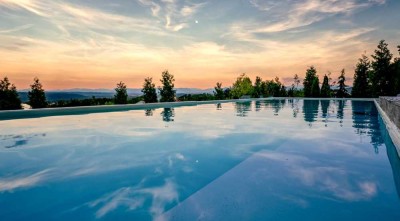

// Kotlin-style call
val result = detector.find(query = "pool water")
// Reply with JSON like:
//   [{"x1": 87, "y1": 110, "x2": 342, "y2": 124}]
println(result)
[{"x1": 0, "y1": 99, "x2": 399, "y2": 221}]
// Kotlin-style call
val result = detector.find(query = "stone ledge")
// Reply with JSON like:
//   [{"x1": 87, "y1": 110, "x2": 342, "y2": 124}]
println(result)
[
  {"x1": 376, "y1": 99, "x2": 400, "y2": 158},
  {"x1": 379, "y1": 97, "x2": 400, "y2": 129}
]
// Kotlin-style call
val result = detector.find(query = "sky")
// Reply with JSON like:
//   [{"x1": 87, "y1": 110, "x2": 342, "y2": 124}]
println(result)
[{"x1": 0, "y1": 0, "x2": 399, "y2": 90}]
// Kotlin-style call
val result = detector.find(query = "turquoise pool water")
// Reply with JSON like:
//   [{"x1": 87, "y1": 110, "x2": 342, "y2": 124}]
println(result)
[{"x1": 0, "y1": 99, "x2": 399, "y2": 220}]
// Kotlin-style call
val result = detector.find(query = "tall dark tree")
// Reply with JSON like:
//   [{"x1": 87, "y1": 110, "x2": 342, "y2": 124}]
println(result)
[
  {"x1": 352, "y1": 54, "x2": 371, "y2": 98},
  {"x1": 142, "y1": 77, "x2": 158, "y2": 103},
  {"x1": 336, "y1": 69, "x2": 348, "y2": 98},
  {"x1": 214, "y1": 82, "x2": 225, "y2": 100},
  {"x1": 294, "y1": 74, "x2": 300, "y2": 89},
  {"x1": 114, "y1": 81, "x2": 128, "y2": 104},
  {"x1": 392, "y1": 46, "x2": 400, "y2": 95},
  {"x1": 0, "y1": 77, "x2": 22, "y2": 110},
  {"x1": 371, "y1": 40, "x2": 393, "y2": 96},
  {"x1": 303, "y1": 66, "x2": 319, "y2": 97},
  {"x1": 28, "y1": 77, "x2": 47, "y2": 108},
  {"x1": 311, "y1": 77, "x2": 320, "y2": 97},
  {"x1": 223, "y1": 87, "x2": 231, "y2": 99},
  {"x1": 159, "y1": 70, "x2": 176, "y2": 102},
  {"x1": 252, "y1": 76, "x2": 263, "y2": 98},
  {"x1": 320, "y1": 74, "x2": 331, "y2": 98}
]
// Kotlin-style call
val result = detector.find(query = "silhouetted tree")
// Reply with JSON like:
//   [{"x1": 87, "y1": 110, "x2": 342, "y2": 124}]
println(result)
[
  {"x1": 264, "y1": 77, "x2": 286, "y2": 97},
  {"x1": 287, "y1": 85, "x2": 295, "y2": 97},
  {"x1": 114, "y1": 81, "x2": 128, "y2": 104},
  {"x1": 252, "y1": 76, "x2": 263, "y2": 98},
  {"x1": 142, "y1": 77, "x2": 158, "y2": 103},
  {"x1": 214, "y1": 82, "x2": 225, "y2": 100},
  {"x1": 336, "y1": 69, "x2": 348, "y2": 98},
  {"x1": 303, "y1": 66, "x2": 320, "y2": 97},
  {"x1": 392, "y1": 46, "x2": 400, "y2": 95},
  {"x1": 0, "y1": 77, "x2": 22, "y2": 110},
  {"x1": 320, "y1": 74, "x2": 331, "y2": 97},
  {"x1": 294, "y1": 74, "x2": 300, "y2": 89},
  {"x1": 224, "y1": 87, "x2": 231, "y2": 99},
  {"x1": 28, "y1": 77, "x2": 47, "y2": 108},
  {"x1": 311, "y1": 76, "x2": 320, "y2": 97},
  {"x1": 371, "y1": 40, "x2": 393, "y2": 96},
  {"x1": 159, "y1": 70, "x2": 176, "y2": 102},
  {"x1": 230, "y1": 73, "x2": 253, "y2": 98},
  {"x1": 260, "y1": 81, "x2": 268, "y2": 97},
  {"x1": 352, "y1": 54, "x2": 371, "y2": 98},
  {"x1": 288, "y1": 74, "x2": 301, "y2": 97}
]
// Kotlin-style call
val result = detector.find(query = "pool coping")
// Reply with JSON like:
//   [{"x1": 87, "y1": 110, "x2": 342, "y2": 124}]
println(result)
[{"x1": 374, "y1": 99, "x2": 400, "y2": 158}]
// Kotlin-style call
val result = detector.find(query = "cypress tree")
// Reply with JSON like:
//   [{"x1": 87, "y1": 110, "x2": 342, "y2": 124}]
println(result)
[
  {"x1": 294, "y1": 74, "x2": 300, "y2": 89},
  {"x1": 303, "y1": 66, "x2": 319, "y2": 97},
  {"x1": 142, "y1": 77, "x2": 158, "y2": 103},
  {"x1": 214, "y1": 82, "x2": 225, "y2": 100},
  {"x1": 28, "y1": 77, "x2": 47, "y2": 108},
  {"x1": 393, "y1": 46, "x2": 400, "y2": 95},
  {"x1": 371, "y1": 40, "x2": 393, "y2": 96},
  {"x1": 0, "y1": 77, "x2": 22, "y2": 110},
  {"x1": 114, "y1": 81, "x2": 128, "y2": 104},
  {"x1": 352, "y1": 54, "x2": 371, "y2": 98},
  {"x1": 336, "y1": 69, "x2": 348, "y2": 98},
  {"x1": 320, "y1": 74, "x2": 331, "y2": 98},
  {"x1": 310, "y1": 77, "x2": 320, "y2": 97},
  {"x1": 159, "y1": 70, "x2": 176, "y2": 102},
  {"x1": 252, "y1": 76, "x2": 263, "y2": 98}
]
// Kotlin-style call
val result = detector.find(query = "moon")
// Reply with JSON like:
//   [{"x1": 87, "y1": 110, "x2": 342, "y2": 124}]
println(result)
[{"x1": 195, "y1": 20, "x2": 199, "y2": 24}]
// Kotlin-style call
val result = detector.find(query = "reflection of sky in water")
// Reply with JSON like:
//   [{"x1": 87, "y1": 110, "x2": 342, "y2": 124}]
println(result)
[{"x1": 0, "y1": 100, "x2": 399, "y2": 221}]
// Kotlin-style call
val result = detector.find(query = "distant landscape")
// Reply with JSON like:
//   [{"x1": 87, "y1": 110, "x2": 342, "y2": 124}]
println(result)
[{"x1": 17, "y1": 88, "x2": 215, "y2": 102}]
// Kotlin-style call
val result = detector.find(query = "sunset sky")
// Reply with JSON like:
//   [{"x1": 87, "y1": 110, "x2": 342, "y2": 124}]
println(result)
[{"x1": 0, "y1": 0, "x2": 399, "y2": 90}]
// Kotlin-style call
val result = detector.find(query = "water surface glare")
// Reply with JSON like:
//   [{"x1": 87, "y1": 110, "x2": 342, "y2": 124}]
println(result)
[{"x1": 0, "y1": 99, "x2": 400, "y2": 220}]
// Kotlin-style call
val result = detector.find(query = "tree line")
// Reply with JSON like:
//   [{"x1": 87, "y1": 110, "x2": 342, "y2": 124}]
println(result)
[{"x1": 1, "y1": 40, "x2": 400, "y2": 110}]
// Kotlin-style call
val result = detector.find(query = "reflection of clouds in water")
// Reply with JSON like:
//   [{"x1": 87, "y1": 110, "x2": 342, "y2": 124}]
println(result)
[
  {"x1": 278, "y1": 194, "x2": 309, "y2": 208},
  {"x1": 0, "y1": 100, "x2": 390, "y2": 220},
  {"x1": 168, "y1": 153, "x2": 186, "y2": 168},
  {"x1": 0, "y1": 169, "x2": 52, "y2": 192},
  {"x1": 258, "y1": 152, "x2": 378, "y2": 201},
  {"x1": 89, "y1": 178, "x2": 179, "y2": 220}
]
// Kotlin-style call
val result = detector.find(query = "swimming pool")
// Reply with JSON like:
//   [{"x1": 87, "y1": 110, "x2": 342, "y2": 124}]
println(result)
[{"x1": 1, "y1": 99, "x2": 399, "y2": 220}]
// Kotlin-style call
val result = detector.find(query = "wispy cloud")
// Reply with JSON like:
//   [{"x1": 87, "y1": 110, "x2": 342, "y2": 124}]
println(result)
[
  {"x1": 0, "y1": 0, "x2": 52, "y2": 17},
  {"x1": 137, "y1": 0, "x2": 206, "y2": 31},
  {"x1": 0, "y1": 23, "x2": 33, "y2": 33},
  {"x1": 249, "y1": 0, "x2": 386, "y2": 33},
  {"x1": 0, "y1": 0, "x2": 396, "y2": 88}
]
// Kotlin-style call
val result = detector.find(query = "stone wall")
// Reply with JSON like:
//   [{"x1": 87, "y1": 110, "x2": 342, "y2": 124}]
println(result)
[{"x1": 379, "y1": 97, "x2": 400, "y2": 129}]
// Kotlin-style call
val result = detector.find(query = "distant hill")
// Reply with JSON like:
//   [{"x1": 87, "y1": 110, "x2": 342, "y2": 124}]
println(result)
[{"x1": 18, "y1": 88, "x2": 215, "y2": 102}]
